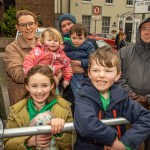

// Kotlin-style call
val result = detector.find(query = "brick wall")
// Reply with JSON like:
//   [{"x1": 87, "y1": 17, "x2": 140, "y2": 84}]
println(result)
[{"x1": 15, "y1": 0, "x2": 55, "y2": 27}]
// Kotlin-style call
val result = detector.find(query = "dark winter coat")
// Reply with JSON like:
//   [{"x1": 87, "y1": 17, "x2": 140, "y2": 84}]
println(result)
[
  {"x1": 64, "y1": 39, "x2": 95, "y2": 68},
  {"x1": 74, "y1": 78, "x2": 150, "y2": 150},
  {"x1": 118, "y1": 17, "x2": 150, "y2": 96}
]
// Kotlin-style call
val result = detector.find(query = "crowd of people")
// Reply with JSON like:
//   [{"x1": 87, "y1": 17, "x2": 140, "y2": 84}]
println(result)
[{"x1": 2, "y1": 9, "x2": 150, "y2": 150}]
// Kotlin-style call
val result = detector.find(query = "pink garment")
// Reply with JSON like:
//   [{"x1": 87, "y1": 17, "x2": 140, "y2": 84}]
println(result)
[{"x1": 23, "y1": 44, "x2": 72, "y2": 81}]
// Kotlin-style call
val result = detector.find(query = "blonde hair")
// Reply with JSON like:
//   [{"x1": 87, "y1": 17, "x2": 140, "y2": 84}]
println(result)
[
  {"x1": 88, "y1": 46, "x2": 121, "y2": 73},
  {"x1": 40, "y1": 27, "x2": 63, "y2": 44}
]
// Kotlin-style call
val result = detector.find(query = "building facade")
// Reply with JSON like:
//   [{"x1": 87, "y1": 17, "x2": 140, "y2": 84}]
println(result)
[
  {"x1": 15, "y1": 0, "x2": 55, "y2": 27},
  {"x1": 55, "y1": 0, "x2": 150, "y2": 43}
]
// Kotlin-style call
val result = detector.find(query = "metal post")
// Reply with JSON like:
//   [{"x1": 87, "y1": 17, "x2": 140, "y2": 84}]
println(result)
[
  {"x1": 0, "y1": 118, "x2": 129, "y2": 138},
  {"x1": 94, "y1": 20, "x2": 97, "y2": 34},
  {"x1": 142, "y1": 14, "x2": 145, "y2": 20}
]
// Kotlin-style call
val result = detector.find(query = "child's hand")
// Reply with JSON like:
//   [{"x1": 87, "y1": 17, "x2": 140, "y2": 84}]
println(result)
[
  {"x1": 105, "y1": 138, "x2": 126, "y2": 150},
  {"x1": 49, "y1": 118, "x2": 65, "y2": 134},
  {"x1": 71, "y1": 60, "x2": 81, "y2": 66},
  {"x1": 27, "y1": 134, "x2": 51, "y2": 148},
  {"x1": 63, "y1": 80, "x2": 69, "y2": 89}
]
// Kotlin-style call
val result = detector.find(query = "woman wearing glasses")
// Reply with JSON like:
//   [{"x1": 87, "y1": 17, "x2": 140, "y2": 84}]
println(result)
[{"x1": 3, "y1": 10, "x2": 39, "y2": 106}]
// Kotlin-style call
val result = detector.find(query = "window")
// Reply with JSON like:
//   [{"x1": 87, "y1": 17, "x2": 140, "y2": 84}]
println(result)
[
  {"x1": 105, "y1": 0, "x2": 113, "y2": 3},
  {"x1": 102, "y1": 17, "x2": 110, "y2": 33},
  {"x1": 82, "y1": 15, "x2": 91, "y2": 33},
  {"x1": 126, "y1": 0, "x2": 134, "y2": 5}
]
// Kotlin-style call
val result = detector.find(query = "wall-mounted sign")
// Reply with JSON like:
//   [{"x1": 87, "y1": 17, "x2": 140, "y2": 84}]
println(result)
[{"x1": 134, "y1": 0, "x2": 150, "y2": 14}]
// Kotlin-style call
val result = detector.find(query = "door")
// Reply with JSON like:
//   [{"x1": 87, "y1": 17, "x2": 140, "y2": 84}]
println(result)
[{"x1": 125, "y1": 23, "x2": 133, "y2": 42}]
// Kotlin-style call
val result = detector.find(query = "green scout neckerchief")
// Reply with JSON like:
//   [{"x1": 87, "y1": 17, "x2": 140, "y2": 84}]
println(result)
[{"x1": 28, "y1": 97, "x2": 57, "y2": 121}]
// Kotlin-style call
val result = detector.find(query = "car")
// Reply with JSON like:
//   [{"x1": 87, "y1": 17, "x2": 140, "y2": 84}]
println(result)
[
  {"x1": 96, "y1": 39, "x2": 117, "y2": 53},
  {"x1": 96, "y1": 33, "x2": 115, "y2": 40},
  {"x1": 87, "y1": 34, "x2": 115, "y2": 48},
  {"x1": 15, "y1": 27, "x2": 46, "y2": 40},
  {"x1": 96, "y1": 40, "x2": 109, "y2": 48}
]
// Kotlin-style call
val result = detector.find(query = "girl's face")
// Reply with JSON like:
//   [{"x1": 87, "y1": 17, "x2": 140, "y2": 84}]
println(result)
[
  {"x1": 16, "y1": 15, "x2": 38, "y2": 40},
  {"x1": 70, "y1": 32, "x2": 86, "y2": 47},
  {"x1": 25, "y1": 73, "x2": 54, "y2": 108},
  {"x1": 44, "y1": 32, "x2": 60, "y2": 52},
  {"x1": 88, "y1": 60, "x2": 121, "y2": 95}
]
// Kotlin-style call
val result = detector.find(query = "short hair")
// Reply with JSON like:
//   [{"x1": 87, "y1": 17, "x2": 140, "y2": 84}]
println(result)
[
  {"x1": 40, "y1": 27, "x2": 63, "y2": 44},
  {"x1": 24, "y1": 65, "x2": 56, "y2": 103},
  {"x1": 70, "y1": 23, "x2": 87, "y2": 37},
  {"x1": 88, "y1": 46, "x2": 121, "y2": 73},
  {"x1": 16, "y1": 10, "x2": 37, "y2": 24}
]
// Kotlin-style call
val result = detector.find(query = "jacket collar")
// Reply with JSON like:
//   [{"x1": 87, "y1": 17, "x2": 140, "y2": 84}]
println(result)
[
  {"x1": 79, "y1": 78, "x2": 128, "y2": 110},
  {"x1": 17, "y1": 35, "x2": 35, "y2": 49}
]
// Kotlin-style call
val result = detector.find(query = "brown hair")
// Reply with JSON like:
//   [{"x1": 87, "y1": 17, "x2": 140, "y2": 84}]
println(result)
[
  {"x1": 70, "y1": 23, "x2": 87, "y2": 37},
  {"x1": 16, "y1": 10, "x2": 37, "y2": 24},
  {"x1": 24, "y1": 65, "x2": 56, "y2": 103},
  {"x1": 88, "y1": 46, "x2": 121, "y2": 73},
  {"x1": 40, "y1": 27, "x2": 63, "y2": 44}
]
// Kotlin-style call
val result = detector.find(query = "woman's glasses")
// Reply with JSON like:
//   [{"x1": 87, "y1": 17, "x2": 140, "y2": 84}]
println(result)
[{"x1": 18, "y1": 22, "x2": 36, "y2": 29}]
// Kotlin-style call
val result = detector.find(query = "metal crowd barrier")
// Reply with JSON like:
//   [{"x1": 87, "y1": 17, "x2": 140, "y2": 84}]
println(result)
[{"x1": 0, "y1": 117, "x2": 129, "y2": 138}]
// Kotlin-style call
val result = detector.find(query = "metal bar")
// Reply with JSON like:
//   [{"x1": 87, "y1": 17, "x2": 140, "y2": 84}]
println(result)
[{"x1": 0, "y1": 117, "x2": 129, "y2": 138}]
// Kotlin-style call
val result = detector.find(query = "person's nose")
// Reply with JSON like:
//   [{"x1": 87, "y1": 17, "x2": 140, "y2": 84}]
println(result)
[
  {"x1": 98, "y1": 71, "x2": 105, "y2": 77},
  {"x1": 36, "y1": 87, "x2": 43, "y2": 93},
  {"x1": 26, "y1": 24, "x2": 30, "y2": 29}
]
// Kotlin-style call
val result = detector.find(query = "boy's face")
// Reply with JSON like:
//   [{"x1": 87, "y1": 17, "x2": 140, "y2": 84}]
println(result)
[
  {"x1": 70, "y1": 32, "x2": 86, "y2": 47},
  {"x1": 88, "y1": 60, "x2": 121, "y2": 94}
]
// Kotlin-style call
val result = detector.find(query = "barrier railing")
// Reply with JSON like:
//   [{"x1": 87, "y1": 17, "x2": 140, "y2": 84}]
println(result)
[{"x1": 0, "y1": 117, "x2": 129, "y2": 138}]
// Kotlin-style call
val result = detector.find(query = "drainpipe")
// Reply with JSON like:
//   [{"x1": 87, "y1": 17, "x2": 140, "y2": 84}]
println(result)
[{"x1": 68, "y1": 0, "x2": 70, "y2": 13}]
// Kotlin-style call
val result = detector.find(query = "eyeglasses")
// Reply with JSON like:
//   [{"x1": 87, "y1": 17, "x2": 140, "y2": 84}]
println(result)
[{"x1": 18, "y1": 22, "x2": 36, "y2": 29}]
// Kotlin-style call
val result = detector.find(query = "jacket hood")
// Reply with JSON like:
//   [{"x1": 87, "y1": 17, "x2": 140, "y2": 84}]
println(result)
[
  {"x1": 79, "y1": 78, "x2": 128, "y2": 109},
  {"x1": 136, "y1": 17, "x2": 150, "y2": 47}
]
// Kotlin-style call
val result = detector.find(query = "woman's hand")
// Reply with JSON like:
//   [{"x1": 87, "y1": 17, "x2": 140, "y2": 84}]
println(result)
[
  {"x1": 27, "y1": 134, "x2": 51, "y2": 148},
  {"x1": 48, "y1": 118, "x2": 65, "y2": 134}
]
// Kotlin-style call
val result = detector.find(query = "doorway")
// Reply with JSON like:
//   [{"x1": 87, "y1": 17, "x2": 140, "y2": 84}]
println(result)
[{"x1": 125, "y1": 23, "x2": 133, "y2": 42}]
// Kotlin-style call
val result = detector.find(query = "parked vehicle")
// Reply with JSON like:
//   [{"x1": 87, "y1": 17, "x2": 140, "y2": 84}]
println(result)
[
  {"x1": 87, "y1": 34, "x2": 115, "y2": 48},
  {"x1": 96, "y1": 40, "x2": 109, "y2": 48},
  {"x1": 15, "y1": 27, "x2": 46, "y2": 40},
  {"x1": 96, "y1": 33, "x2": 115, "y2": 40}
]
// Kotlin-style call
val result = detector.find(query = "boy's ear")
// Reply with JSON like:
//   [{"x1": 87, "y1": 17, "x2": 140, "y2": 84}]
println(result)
[
  {"x1": 115, "y1": 71, "x2": 121, "y2": 82},
  {"x1": 88, "y1": 69, "x2": 91, "y2": 79}
]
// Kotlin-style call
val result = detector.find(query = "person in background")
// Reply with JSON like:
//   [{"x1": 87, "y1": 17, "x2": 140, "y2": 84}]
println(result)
[
  {"x1": 4, "y1": 65, "x2": 75, "y2": 150},
  {"x1": 64, "y1": 23, "x2": 95, "y2": 99},
  {"x1": 3, "y1": 10, "x2": 39, "y2": 106},
  {"x1": 59, "y1": 13, "x2": 98, "y2": 50},
  {"x1": 119, "y1": 34, "x2": 128, "y2": 49},
  {"x1": 74, "y1": 46, "x2": 150, "y2": 150},
  {"x1": 115, "y1": 27, "x2": 124, "y2": 51},
  {"x1": 118, "y1": 17, "x2": 150, "y2": 150},
  {"x1": 23, "y1": 27, "x2": 72, "y2": 89}
]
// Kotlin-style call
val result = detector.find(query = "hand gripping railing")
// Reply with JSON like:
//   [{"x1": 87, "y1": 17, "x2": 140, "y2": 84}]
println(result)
[{"x1": 0, "y1": 117, "x2": 129, "y2": 138}]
